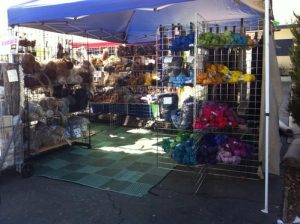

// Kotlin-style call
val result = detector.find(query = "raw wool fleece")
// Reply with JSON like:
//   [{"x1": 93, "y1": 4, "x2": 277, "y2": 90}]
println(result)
[
  {"x1": 35, "y1": 122, "x2": 65, "y2": 148},
  {"x1": 21, "y1": 54, "x2": 51, "y2": 88},
  {"x1": 39, "y1": 97, "x2": 59, "y2": 111},
  {"x1": 39, "y1": 97, "x2": 59, "y2": 118},
  {"x1": 98, "y1": 72, "x2": 146, "y2": 87},
  {"x1": 98, "y1": 72, "x2": 122, "y2": 87},
  {"x1": 90, "y1": 56, "x2": 103, "y2": 70},
  {"x1": 24, "y1": 101, "x2": 46, "y2": 122},
  {"x1": 24, "y1": 97, "x2": 69, "y2": 123},
  {"x1": 64, "y1": 116, "x2": 90, "y2": 139},
  {"x1": 103, "y1": 55, "x2": 126, "y2": 73},
  {"x1": 22, "y1": 55, "x2": 95, "y2": 92},
  {"x1": 42, "y1": 58, "x2": 74, "y2": 85},
  {"x1": 73, "y1": 60, "x2": 95, "y2": 84},
  {"x1": 24, "y1": 127, "x2": 42, "y2": 152},
  {"x1": 92, "y1": 86, "x2": 143, "y2": 104},
  {"x1": 21, "y1": 53, "x2": 41, "y2": 75}
]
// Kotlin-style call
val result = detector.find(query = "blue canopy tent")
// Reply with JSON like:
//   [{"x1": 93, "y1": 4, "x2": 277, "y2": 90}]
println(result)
[
  {"x1": 7, "y1": 0, "x2": 262, "y2": 43},
  {"x1": 7, "y1": 0, "x2": 281, "y2": 214}
]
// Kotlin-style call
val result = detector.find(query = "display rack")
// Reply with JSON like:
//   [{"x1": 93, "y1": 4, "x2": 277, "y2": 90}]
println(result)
[
  {"x1": 11, "y1": 30, "x2": 101, "y2": 156},
  {"x1": 195, "y1": 17, "x2": 263, "y2": 179},
  {"x1": 155, "y1": 20, "x2": 208, "y2": 192},
  {"x1": 156, "y1": 15, "x2": 264, "y2": 192},
  {"x1": 91, "y1": 43, "x2": 158, "y2": 127},
  {"x1": 23, "y1": 83, "x2": 92, "y2": 157},
  {"x1": 0, "y1": 63, "x2": 34, "y2": 177}
]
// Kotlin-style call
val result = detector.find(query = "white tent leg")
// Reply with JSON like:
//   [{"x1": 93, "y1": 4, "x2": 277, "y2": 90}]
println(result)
[{"x1": 262, "y1": 0, "x2": 270, "y2": 214}]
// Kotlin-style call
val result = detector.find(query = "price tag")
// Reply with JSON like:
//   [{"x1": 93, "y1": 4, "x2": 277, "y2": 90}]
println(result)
[
  {"x1": 187, "y1": 55, "x2": 194, "y2": 63},
  {"x1": 73, "y1": 128, "x2": 82, "y2": 138},
  {"x1": 7, "y1": 69, "x2": 18, "y2": 82},
  {"x1": 163, "y1": 56, "x2": 173, "y2": 63},
  {"x1": 163, "y1": 97, "x2": 172, "y2": 105}
]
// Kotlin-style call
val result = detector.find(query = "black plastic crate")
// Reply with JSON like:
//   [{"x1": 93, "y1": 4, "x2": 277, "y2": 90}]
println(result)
[
  {"x1": 128, "y1": 104, "x2": 152, "y2": 118},
  {"x1": 91, "y1": 103, "x2": 110, "y2": 113},
  {"x1": 91, "y1": 103, "x2": 127, "y2": 115}
]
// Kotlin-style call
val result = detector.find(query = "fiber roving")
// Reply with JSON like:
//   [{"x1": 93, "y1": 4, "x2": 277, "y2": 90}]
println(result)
[
  {"x1": 197, "y1": 134, "x2": 228, "y2": 164},
  {"x1": 162, "y1": 132, "x2": 197, "y2": 165},
  {"x1": 170, "y1": 32, "x2": 195, "y2": 52},
  {"x1": 216, "y1": 137, "x2": 254, "y2": 164},
  {"x1": 198, "y1": 31, "x2": 251, "y2": 48},
  {"x1": 194, "y1": 102, "x2": 244, "y2": 129}
]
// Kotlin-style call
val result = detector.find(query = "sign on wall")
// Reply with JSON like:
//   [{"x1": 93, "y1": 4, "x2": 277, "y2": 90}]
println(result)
[{"x1": 0, "y1": 35, "x2": 18, "y2": 55}]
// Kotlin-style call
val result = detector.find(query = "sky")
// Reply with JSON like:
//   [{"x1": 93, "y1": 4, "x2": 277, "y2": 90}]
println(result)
[
  {"x1": 0, "y1": 0, "x2": 300, "y2": 31},
  {"x1": 273, "y1": 0, "x2": 300, "y2": 24}
]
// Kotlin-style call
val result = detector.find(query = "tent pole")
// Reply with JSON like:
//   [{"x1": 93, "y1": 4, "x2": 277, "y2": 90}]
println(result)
[{"x1": 262, "y1": 0, "x2": 270, "y2": 214}]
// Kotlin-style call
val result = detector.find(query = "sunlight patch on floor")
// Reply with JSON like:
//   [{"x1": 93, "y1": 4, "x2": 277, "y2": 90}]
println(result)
[
  {"x1": 96, "y1": 137, "x2": 166, "y2": 155},
  {"x1": 126, "y1": 129, "x2": 151, "y2": 134}
]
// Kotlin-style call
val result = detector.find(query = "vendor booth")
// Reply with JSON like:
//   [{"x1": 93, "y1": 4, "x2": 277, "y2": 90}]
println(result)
[{"x1": 2, "y1": 0, "x2": 282, "y2": 211}]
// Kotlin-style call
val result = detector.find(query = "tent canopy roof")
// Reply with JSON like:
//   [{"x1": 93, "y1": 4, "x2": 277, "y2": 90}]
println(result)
[
  {"x1": 8, "y1": 0, "x2": 193, "y2": 25},
  {"x1": 7, "y1": 0, "x2": 263, "y2": 43}
]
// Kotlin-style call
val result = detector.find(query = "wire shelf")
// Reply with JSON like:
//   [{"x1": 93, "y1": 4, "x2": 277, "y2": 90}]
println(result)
[{"x1": 156, "y1": 15, "x2": 264, "y2": 190}]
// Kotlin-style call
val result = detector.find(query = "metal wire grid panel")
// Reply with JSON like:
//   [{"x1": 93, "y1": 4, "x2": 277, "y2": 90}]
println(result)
[
  {"x1": 195, "y1": 18, "x2": 264, "y2": 179},
  {"x1": 7, "y1": 26, "x2": 98, "y2": 63},
  {"x1": 155, "y1": 19, "x2": 208, "y2": 192},
  {"x1": 92, "y1": 85, "x2": 156, "y2": 127},
  {"x1": 91, "y1": 44, "x2": 157, "y2": 127},
  {"x1": 0, "y1": 116, "x2": 24, "y2": 173},
  {"x1": 20, "y1": 30, "x2": 95, "y2": 151},
  {"x1": 155, "y1": 15, "x2": 264, "y2": 190}
]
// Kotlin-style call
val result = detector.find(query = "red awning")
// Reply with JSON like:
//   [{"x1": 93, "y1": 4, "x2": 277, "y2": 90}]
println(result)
[{"x1": 71, "y1": 42, "x2": 121, "y2": 49}]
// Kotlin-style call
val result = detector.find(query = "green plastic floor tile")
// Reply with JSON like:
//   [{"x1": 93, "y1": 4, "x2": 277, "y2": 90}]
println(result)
[
  {"x1": 34, "y1": 165, "x2": 54, "y2": 175},
  {"x1": 93, "y1": 158, "x2": 116, "y2": 167},
  {"x1": 77, "y1": 165, "x2": 103, "y2": 174},
  {"x1": 96, "y1": 168, "x2": 121, "y2": 177},
  {"x1": 39, "y1": 169, "x2": 70, "y2": 179},
  {"x1": 61, "y1": 172, "x2": 87, "y2": 181},
  {"x1": 34, "y1": 123, "x2": 171, "y2": 197},
  {"x1": 70, "y1": 148, "x2": 91, "y2": 156},
  {"x1": 92, "y1": 141, "x2": 114, "y2": 147},
  {"x1": 86, "y1": 151, "x2": 106, "y2": 158},
  {"x1": 121, "y1": 182, "x2": 153, "y2": 197},
  {"x1": 102, "y1": 153, "x2": 126, "y2": 161},
  {"x1": 78, "y1": 174, "x2": 111, "y2": 188},
  {"x1": 137, "y1": 173, "x2": 164, "y2": 185},
  {"x1": 63, "y1": 163, "x2": 86, "y2": 171},
  {"x1": 136, "y1": 154, "x2": 156, "y2": 164},
  {"x1": 101, "y1": 179, "x2": 131, "y2": 192},
  {"x1": 108, "y1": 160, "x2": 134, "y2": 169},
  {"x1": 114, "y1": 170, "x2": 144, "y2": 182},
  {"x1": 43, "y1": 158, "x2": 70, "y2": 170},
  {"x1": 127, "y1": 162, "x2": 153, "y2": 172},
  {"x1": 147, "y1": 167, "x2": 171, "y2": 177},
  {"x1": 58, "y1": 153, "x2": 82, "y2": 162},
  {"x1": 121, "y1": 155, "x2": 140, "y2": 162}
]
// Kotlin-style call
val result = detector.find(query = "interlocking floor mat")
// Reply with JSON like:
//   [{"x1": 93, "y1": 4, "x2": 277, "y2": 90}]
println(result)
[{"x1": 34, "y1": 124, "x2": 171, "y2": 197}]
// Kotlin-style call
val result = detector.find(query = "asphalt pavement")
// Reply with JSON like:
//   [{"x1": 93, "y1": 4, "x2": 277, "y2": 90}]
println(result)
[{"x1": 0, "y1": 168, "x2": 282, "y2": 224}]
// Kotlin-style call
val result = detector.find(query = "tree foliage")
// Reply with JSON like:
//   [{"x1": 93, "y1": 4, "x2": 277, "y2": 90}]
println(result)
[{"x1": 289, "y1": 13, "x2": 300, "y2": 125}]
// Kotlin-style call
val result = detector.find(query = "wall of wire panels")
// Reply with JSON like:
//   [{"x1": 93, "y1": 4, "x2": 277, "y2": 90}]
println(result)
[
  {"x1": 3, "y1": 26, "x2": 99, "y2": 63},
  {"x1": 156, "y1": 21, "x2": 207, "y2": 192},
  {"x1": 195, "y1": 18, "x2": 264, "y2": 179},
  {"x1": 17, "y1": 32, "x2": 95, "y2": 156},
  {"x1": 156, "y1": 15, "x2": 264, "y2": 190},
  {"x1": 91, "y1": 43, "x2": 158, "y2": 127}
]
